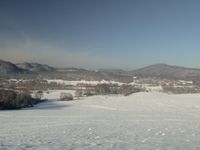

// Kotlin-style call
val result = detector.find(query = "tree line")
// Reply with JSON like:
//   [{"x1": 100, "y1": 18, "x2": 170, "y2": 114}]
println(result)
[{"x1": 75, "y1": 84, "x2": 144, "y2": 97}]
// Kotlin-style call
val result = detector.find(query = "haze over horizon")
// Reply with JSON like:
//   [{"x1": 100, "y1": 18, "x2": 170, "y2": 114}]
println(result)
[{"x1": 0, "y1": 0, "x2": 200, "y2": 70}]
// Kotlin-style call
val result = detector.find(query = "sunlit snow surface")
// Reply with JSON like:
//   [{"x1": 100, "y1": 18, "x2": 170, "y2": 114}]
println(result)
[{"x1": 1, "y1": 92, "x2": 200, "y2": 150}]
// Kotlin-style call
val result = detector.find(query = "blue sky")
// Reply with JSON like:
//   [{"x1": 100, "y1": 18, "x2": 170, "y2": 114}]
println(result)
[{"x1": 0, "y1": 0, "x2": 200, "y2": 69}]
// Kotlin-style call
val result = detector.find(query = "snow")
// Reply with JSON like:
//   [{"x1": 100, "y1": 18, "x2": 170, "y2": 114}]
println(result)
[
  {"x1": 145, "y1": 85, "x2": 163, "y2": 92},
  {"x1": 1, "y1": 92, "x2": 200, "y2": 149},
  {"x1": 178, "y1": 80, "x2": 193, "y2": 84},
  {"x1": 46, "y1": 79, "x2": 124, "y2": 86}
]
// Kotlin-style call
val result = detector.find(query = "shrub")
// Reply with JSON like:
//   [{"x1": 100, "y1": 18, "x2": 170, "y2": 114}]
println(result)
[
  {"x1": 33, "y1": 90, "x2": 44, "y2": 99},
  {"x1": 0, "y1": 90, "x2": 33, "y2": 109},
  {"x1": 60, "y1": 92, "x2": 73, "y2": 101},
  {"x1": 94, "y1": 84, "x2": 111, "y2": 95},
  {"x1": 75, "y1": 88, "x2": 83, "y2": 97},
  {"x1": 16, "y1": 91, "x2": 33, "y2": 107},
  {"x1": 119, "y1": 85, "x2": 142, "y2": 96},
  {"x1": 0, "y1": 90, "x2": 17, "y2": 109},
  {"x1": 83, "y1": 88, "x2": 95, "y2": 96},
  {"x1": 162, "y1": 85, "x2": 200, "y2": 94}
]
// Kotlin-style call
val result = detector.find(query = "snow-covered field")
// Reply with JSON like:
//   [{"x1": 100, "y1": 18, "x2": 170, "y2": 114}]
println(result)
[
  {"x1": 46, "y1": 79, "x2": 124, "y2": 86},
  {"x1": 1, "y1": 92, "x2": 200, "y2": 150}
]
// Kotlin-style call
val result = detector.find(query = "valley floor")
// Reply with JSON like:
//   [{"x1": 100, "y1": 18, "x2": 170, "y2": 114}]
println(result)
[{"x1": 1, "y1": 92, "x2": 200, "y2": 150}]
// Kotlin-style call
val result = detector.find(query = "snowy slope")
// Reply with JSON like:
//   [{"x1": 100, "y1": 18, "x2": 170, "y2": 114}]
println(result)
[{"x1": 1, "y1": 92, "x2": 200, "y2": 149}]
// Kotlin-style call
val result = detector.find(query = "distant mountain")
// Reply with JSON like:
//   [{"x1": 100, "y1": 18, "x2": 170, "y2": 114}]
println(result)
[
  {"x1": 0, "y1": 60, "x2": 26, "y2": 76},
  {"x1": 16, "y1": 62, "x2": 55, "y2": 72},
  {"x1": 131, "y1": 64, "x2": 200, "y2": 80},
  {"x1": 98, "y1": 69, "x2": 130, "y2": 76},
  {"x1": 0, "y1": 60, "x2": 133, "y2": 83},
  {"x1": 3, "y1": 59, "x2": 200, "y2": 82},
  {"x1": 51, "y1": 68, "x2": 133, "y2": 83}
]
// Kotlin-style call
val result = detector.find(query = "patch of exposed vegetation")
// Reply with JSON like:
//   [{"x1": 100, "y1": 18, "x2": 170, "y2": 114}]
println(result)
[
  {"x1": 0, "y1": 90, "x2": 44, "y2": 110},
  {"x1": 162, "y1": 85, "x2": 200, "y2": 94},
  {"x1": 75, "y1": 84, "x2": 144, "y2": 97}
]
